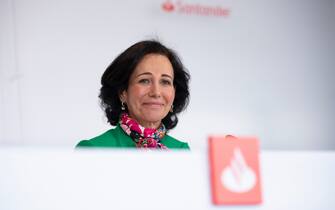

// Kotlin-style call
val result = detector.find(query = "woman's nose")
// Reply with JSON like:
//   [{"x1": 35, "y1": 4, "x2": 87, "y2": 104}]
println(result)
[{"x1": 148, "y1": 82, "x2": 161, "y2": 98}]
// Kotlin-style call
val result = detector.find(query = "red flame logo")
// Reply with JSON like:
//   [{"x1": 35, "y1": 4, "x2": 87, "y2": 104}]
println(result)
[{"x1": 162, "y1": 1, "x2": 175, "y2": 12}]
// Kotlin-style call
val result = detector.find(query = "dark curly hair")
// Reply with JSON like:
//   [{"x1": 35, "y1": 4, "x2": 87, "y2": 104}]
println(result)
[{"x1": 99, "y1": 40, "x2": 190, "y2": 130}]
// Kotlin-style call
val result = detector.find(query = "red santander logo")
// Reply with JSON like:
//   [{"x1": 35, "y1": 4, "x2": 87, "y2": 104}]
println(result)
[
  {"x1": 161, "y1": 0, "x2": 230, "y2": 17},
  {"x1": 162, "y1": 1, "x2": 175, "y2": 12}
]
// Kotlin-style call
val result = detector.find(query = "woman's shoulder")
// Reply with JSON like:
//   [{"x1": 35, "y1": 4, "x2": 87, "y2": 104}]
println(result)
[
  {"x1": 75, "y1": 127, "x2": 121, "y2": 148},
  {"x1": 162, "y1": 135, "x2": 190, "y2": 150}
]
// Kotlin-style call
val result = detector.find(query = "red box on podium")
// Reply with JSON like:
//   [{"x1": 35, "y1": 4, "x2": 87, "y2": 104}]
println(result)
[{"x1": 208, "y1": 135, "x2": 262, "y2": 205}]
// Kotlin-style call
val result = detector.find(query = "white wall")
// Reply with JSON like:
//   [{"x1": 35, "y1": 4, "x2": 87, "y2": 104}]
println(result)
[
  {"x1": 1, "y1": 0, "x2": 334, "y2": 149},
  {"x1": 0, "y1": 0, "x2": 23, "y2": 145}
]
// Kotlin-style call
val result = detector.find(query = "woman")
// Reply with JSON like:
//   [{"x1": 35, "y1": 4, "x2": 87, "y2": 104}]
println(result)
[{"x1": 76, "y1": 40, "x2": 190, "y2": 149}]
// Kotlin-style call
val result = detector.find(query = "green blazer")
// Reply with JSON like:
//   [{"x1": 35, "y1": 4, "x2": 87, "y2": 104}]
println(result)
[{"x1": 76, "y1": 124, "x2": 190, "y2": 149}]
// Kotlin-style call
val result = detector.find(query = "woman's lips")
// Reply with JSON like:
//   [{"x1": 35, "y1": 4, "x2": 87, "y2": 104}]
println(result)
[{"x1": 143, "y1": 102, "x2": 164, "y2": 108}]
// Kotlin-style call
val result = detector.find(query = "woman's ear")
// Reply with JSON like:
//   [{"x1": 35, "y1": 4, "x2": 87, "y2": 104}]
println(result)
[{"x1": 119, "y1": 90, "x2": 127, "y2": 103}]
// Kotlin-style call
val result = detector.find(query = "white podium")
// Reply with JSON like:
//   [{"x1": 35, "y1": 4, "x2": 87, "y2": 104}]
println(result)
[{"x1": 0, "y1": 148, "x2": 334, "y2": 210}]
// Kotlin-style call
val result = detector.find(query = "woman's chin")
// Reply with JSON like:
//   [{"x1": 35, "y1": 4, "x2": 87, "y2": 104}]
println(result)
[{"x1": 141, "y1": 114, "x2": 166, "y2": 125}]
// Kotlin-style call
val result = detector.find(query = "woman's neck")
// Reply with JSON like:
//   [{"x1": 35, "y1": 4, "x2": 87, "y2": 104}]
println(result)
[
  {"x1": 126, "y1": 113, "x2": 161, "y2": 129},
  {"x1": 138, "y1": 120, "x2": 161, "y2": 129}
]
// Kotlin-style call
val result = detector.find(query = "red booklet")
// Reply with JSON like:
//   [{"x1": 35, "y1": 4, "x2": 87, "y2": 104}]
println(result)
[{"x1": 208, "y1": 135, "x2": 262, "y2": 205}]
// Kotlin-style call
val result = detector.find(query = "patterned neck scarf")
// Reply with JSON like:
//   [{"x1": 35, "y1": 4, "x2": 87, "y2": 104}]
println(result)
[{"x1": 119, "y1": 112, "x2": 168, "y2": 149}]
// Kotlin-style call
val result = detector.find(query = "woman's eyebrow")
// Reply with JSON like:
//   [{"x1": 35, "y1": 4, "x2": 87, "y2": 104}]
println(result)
[
  {"x1": 135, "y1": 72, "x2": 173, "y2": 79},
  {"x1": 162, "y1": 74, "x2": 173, "y2": 79},
  {"x1": 135, "y1": 72, "x2": 152, "y2": 78}
]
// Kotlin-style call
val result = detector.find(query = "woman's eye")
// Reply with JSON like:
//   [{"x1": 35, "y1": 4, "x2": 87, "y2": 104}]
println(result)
[
  {"x1": 139, "y1": 79, "x2": 150, "y2": 84},
  {"x1": 161, "y1": 79, "x2": 172, "y2": 86}
]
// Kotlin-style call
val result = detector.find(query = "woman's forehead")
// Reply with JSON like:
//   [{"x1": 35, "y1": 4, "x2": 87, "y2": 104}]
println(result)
[{"x1": 132, "y1": 54, "x2": 174, "y2": 77}]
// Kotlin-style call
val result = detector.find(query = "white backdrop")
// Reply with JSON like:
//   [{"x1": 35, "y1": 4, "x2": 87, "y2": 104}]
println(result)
[{"x1": 1, "y1": 0, "x2": 335, "y2": 149}]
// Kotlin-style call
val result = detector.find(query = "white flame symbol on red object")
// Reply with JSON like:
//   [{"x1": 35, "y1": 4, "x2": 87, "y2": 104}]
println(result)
[{"x1": 221, "y1": 147, "x2": 256, "y2": 193}]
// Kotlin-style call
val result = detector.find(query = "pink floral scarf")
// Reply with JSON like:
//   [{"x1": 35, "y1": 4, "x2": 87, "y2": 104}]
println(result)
[{"x1": 119, "y1": 112, "x2": 168, "y2": 149}]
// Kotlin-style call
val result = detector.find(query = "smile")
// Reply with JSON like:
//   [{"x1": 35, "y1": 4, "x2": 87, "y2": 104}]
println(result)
[{"x1": 143, "y1": 102, "x2": 164, "y2": 107}]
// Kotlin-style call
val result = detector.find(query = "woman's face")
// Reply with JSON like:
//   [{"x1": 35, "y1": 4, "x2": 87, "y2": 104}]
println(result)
[{"x1": 121, "y1": 54, "x2": 175, "y2": 128}]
